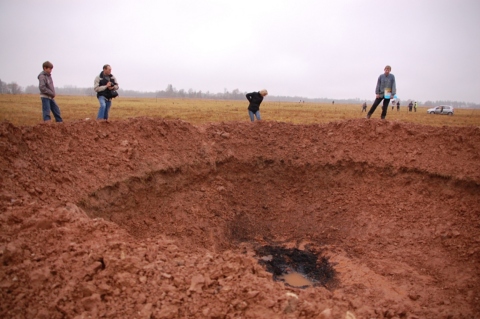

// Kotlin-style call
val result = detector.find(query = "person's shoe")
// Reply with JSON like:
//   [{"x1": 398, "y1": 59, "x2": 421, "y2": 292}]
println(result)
[
  {"x1": 381, "y1": 116, "x2": 386, "y2": 120},
  {"x1": 366, "y1": 114, "x2": 371, "y2": 119}
]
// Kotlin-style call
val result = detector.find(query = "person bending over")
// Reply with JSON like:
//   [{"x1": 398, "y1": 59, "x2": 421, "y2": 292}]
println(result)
[{"x1": 246, "y1": 89, "x2": 268, "y2": 122}]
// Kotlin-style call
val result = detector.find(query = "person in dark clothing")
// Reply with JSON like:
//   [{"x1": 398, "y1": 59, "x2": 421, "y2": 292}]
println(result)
[
  {"x1": 397, "y1": 101, "x2": 400, "y2": 111},
  {"x1": 408, "y1": 101, "x2": 413, "y2": 112},
  {"x1": 361, "y1": 102, "x2": 367, "y2": 112},
  {"x1": 38, "y1": 61, "x2": 63, "y2": 123},
  {"x1": 246, "y1": 89, "x2": 268, "y2": 122},
  {"x1": 366, "y1": 65, "x2": 396, "y2": 120}
]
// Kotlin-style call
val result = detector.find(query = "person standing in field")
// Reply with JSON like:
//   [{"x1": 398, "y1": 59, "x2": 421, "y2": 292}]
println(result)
[
  {"x1": 366, "y1": 65, "x2": 396, "y2": 120},
  {"x1": 362, "y1": 102, "x2": 367, "y2": 112},
  {"x1": 391, "y1": 98, "x2": 396, "y2": 110},
  {"x1": 414, "y1": 101, "x2": 418, "y2": 112},
  {"x1": 397, "y1": 101, "x2": 400, "y2": 111},
  {"x1": 408, "y1": 101, "x2": 413, "y2": 112},
  {"x1": 38, "y1": 61, "x2": 63, "y2": 123},
  {"x1": 246, "y1": 89, "x2": 268, "y2": 122},
  {"x1": 94, "y1": 64, "x2": 119, "y2": 121}
]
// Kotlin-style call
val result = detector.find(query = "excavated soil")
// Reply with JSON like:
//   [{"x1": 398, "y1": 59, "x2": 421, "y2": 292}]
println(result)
[{"x1": 0, "y1": 117, "x2": 479, "y2": 319}]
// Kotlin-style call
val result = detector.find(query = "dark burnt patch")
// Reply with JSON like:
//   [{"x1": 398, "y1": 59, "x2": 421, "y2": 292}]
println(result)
[{"x1": 255, "y1": 245, "x2": 337, "y2": 289}]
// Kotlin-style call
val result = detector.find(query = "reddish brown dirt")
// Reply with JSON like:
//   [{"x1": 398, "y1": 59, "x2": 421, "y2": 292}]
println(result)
[{"x1": 1, "y1": 118, "x2": 479, "y2": 319}]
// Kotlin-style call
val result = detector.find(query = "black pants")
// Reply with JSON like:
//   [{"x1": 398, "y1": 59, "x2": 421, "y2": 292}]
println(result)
[{"x1": 367, "y1": 97, "x2": 390, "y2": 119}]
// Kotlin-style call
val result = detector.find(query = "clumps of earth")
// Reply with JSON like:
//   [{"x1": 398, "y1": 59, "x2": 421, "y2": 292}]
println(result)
[{"x1": 0, "y1": 117, "x2": 479, "y2": 318}]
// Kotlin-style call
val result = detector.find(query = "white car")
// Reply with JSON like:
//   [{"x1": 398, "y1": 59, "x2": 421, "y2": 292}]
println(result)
[{"x1": 427, "y1": 105, "x2": 454, "y2": 115}]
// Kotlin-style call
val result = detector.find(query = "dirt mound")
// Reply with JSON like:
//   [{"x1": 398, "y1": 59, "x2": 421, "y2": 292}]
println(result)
[{"x1": 1, "y1": 117, "x2": 479, "y2": 318}]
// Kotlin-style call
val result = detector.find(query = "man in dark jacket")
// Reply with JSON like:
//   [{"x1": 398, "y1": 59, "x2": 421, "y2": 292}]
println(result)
[
  {"x1": 362, "y1": 102, "x2": 367, "y2": 112},
  {"x1": 94, "y1": 64, "x2": 119, "y2": 121},
  {"x1": 38, "y1": 61, "x2": 63, "y2": 122},
  {"x1": 246, "y1": 89, "x2": 268, "y2": 122}
]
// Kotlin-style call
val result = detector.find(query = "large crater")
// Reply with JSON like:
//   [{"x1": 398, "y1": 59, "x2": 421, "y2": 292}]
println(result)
[
  {"x1": 1, "y1": 118, "x2": 479, "y2": 318},
  {"x1": 79, "y1": 159, "x2": 479, "y2": 273}
]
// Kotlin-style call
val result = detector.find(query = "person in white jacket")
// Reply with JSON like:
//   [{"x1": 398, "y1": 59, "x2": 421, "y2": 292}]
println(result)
[{"x1": 94, "y1": 64, "x2": 119, "y2": 121}]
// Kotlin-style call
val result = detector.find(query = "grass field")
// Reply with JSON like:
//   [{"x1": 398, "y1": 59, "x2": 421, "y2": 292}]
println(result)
[{"x1": 1, "y1": 94, "x2": 480, "y2": 127}]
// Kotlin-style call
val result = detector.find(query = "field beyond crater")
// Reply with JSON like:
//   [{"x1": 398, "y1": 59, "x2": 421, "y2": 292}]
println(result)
[{"x1": 1, "y1": 117, "x2": 479, "y2": 318}]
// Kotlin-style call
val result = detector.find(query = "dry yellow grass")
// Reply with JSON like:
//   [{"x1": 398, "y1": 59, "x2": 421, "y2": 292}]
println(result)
[{"x1": 1, "y1": 94, "x2": 480, "y2": 127}]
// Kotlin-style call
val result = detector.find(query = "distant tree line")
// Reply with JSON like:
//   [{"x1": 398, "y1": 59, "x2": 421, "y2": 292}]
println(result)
[
  {"x1": 0, "y1": 79, "x2": 23, "y2": 95},
  {"x1": 2, "y1": 79, "x2": 479, "y2": 108}
]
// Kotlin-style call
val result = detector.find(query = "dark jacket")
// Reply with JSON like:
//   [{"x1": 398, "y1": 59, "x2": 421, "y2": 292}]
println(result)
[
  {"x1": 94, "y1": 71, "x2": 119, "y2": 99},
  {"x1": 38, "y1": 71, "x2": 55, "y2": 98},
  {"x1": 246, "y1": 92, "x2": 264, "y2": 112}
]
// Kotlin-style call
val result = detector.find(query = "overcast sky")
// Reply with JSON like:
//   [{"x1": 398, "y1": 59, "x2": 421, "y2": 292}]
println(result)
[{"x1": 1, "y1": 0, "x2": 479, "y2": 103}]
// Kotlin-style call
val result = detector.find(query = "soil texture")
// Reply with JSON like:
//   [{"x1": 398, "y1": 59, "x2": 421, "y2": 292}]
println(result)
[{"x1": 1, "y1": 118, "x2": 479, "y2": 319}]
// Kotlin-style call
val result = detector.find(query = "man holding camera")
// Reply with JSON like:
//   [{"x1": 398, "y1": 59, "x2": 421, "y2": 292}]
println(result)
[{"x1": 94, "y1": 64, "x2": 119, "y2": 121}]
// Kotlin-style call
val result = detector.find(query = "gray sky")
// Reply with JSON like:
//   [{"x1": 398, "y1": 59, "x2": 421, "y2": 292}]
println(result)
[{"x1": 1, "y1": 0, "x2": 479, "y2": 103}]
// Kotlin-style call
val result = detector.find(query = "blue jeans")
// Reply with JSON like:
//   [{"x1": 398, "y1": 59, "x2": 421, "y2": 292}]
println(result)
[
  {"x1": 97, "y1": 96, "x2": 112, "y2": 120},
  {"x1": 41, "y1": 97, "x2": 63, "y2": 122},
  {"x1": 248, "y1": 110, "x2": 261, "y2": 122}
]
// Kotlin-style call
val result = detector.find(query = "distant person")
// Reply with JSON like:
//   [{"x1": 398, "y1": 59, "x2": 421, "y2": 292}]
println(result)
[
  {"x1": 38, "y1": 61, "x2": 63, "y2": 123},
  {"x1": 246, "y1": 90, "x2": 268, "y2": 122},
  {"x1": 94, "y1": 64, "x2": 119, "y2": 121},
  {"x1": 362, "y1": 102, "x2": 367, "y2": 112},
  {"x1": 366, "y1": 65, "x2": 396, "y2": 120},
  {"x1": 414, "y1": 101, "x2": 418, "y2": 112},
  {"x1": 332, "y1": 101, "x2": 335, "y2": 105},
  {"x1": 408, "y1": 101, "x2": 413, "y2": 112},
  {"x1": 396, "y1": 101, "x2": 400, "y2": 111},
  {"x1": 391, "y1": 98, "x2": 396, "y2": 110}
]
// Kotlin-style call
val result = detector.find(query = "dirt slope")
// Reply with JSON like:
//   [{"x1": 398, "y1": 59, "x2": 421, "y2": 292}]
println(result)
[{"x1": 0, "y1": 118, "x2": 479, "y2": 319}]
